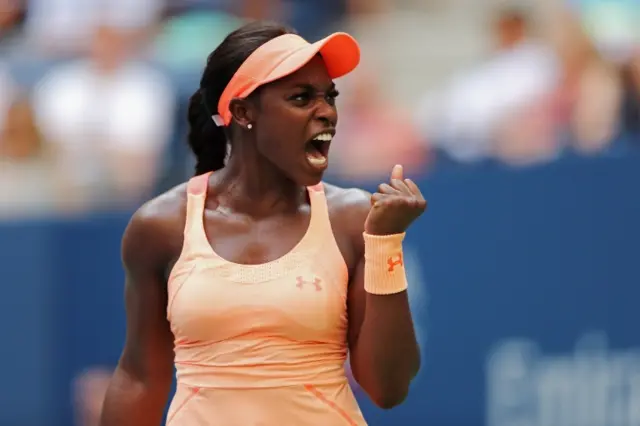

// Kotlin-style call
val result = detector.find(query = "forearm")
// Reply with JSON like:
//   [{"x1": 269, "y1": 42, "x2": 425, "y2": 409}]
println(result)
[
  {"x1": 351, "y1": 232, "x2": 420, "y2": 407},
  {"x1": 100, "y1": 366, "x2": 170, "y2": 426},
  {"x1": 351, "y1": 291, "x2": 420, "y2": 406}
]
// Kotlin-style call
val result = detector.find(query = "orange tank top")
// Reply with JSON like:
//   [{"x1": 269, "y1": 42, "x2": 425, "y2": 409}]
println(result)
[{"x1": 165, "y1": 172, "x2": 367, "y2": 425}]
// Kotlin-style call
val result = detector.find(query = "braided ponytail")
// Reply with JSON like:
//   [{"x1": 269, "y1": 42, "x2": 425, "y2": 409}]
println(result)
[
  {"x1": 186, "y1": 21, "x2": 296, "y2": 175},
  {"x1": 187, "y1": 90, "x2": 226, "y2": 175}
]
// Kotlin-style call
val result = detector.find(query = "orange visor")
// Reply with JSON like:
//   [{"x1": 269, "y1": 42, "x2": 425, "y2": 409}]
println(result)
[{"x1": 212, "y1": 32, "x2": 361, "y2": 127}]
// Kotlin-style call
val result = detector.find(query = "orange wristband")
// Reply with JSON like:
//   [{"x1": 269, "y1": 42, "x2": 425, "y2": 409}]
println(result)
[{"x1": 363, "y1": 232, "x2": 408, "y2": 295}]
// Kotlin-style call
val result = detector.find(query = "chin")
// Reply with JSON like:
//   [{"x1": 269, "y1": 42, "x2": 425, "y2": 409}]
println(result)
[
  {"x1": 298, "y1": 173, "x2": 324, "y2": 187},
  {"x1": 292, "y1": 167, "x2": 326, "y2": 187},
  {"x1": 282, "y1": 159, "x2": 328, "y2": 187}
]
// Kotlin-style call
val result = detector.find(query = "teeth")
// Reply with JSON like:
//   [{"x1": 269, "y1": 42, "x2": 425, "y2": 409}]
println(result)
[
  {"x1": 313, "y1": 133, "x2": 333, "y2": 142},
  {"x1": 307, "y1": 156, "x2": 328, "y2": 167}
]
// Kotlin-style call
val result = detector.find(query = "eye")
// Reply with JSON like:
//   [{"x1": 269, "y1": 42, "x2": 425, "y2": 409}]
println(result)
[
  {"x1": 326, "y1": 89, "x2": 340, "y2": 106},
  {"x1": 289, "y1": 91, "x2": 311, "y2": 105}
]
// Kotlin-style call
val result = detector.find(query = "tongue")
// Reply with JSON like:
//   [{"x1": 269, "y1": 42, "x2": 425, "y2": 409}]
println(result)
[{"x1": 306, "y1": 145, "x2": 324, "y2": 159}]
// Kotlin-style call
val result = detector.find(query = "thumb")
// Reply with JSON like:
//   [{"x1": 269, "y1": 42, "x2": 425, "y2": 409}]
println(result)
[{"x1": 391, "y1": 164, "x2": 403, "y2": 181}]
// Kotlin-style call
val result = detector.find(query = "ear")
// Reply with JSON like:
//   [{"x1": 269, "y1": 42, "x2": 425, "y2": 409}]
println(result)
[{"x1": 228, "y1": 98, "x2": 256, "y2": 129}]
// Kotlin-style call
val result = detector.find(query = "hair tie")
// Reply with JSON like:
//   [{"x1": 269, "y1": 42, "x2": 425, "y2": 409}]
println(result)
[{"x1": 211, "y1": 115, "x2": 224, "y2": 127}]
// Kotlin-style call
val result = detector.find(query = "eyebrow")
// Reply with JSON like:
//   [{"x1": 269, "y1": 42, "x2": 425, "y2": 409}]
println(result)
[{"x1": 291, "y1": 82, "x2": 337, "y2": 92}]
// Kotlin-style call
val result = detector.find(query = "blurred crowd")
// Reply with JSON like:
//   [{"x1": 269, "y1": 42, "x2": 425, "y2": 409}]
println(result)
[{"x1": 0, "y1": 0, "x2": 639, "y2": 219}]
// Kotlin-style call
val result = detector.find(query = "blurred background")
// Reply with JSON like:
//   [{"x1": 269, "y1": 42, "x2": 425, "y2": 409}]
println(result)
[{"x1": 1, "y1": 0, "x2": 639, "y2": 424}]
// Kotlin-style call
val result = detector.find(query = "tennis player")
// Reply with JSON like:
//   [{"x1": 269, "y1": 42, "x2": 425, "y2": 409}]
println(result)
[{"x1": 100, "y1": 21, "x2": 425, "y2": 426}]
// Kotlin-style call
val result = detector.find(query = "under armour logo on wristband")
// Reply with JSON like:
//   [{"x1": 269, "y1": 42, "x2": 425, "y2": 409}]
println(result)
[
  {"x1": 296, "y1": 276, "x2": 322, "y2": 291},
  {"x1": 387, "y1": 254, "x2": 404, "y2": 272}
]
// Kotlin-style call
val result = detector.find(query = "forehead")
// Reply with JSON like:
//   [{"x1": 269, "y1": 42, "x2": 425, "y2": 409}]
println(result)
[{"x1": 266, "y1": 55, "x2": 333, "y2": 91}]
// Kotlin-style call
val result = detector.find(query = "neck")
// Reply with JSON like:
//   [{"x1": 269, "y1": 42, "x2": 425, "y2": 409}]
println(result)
[{"x1": 214, "y1": 143, "x2": 305, "y2": 217}]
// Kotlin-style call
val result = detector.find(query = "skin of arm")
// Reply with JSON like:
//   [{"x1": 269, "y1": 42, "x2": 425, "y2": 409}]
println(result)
[
  {"x1": 100, "y1": 192, "x2": 184, "y2": 426},
  {"x1": 339, "y1": 188, "x2": 421, "y2": 409}
]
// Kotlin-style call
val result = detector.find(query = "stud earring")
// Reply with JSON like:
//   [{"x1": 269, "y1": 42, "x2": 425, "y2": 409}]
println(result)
[{"x1": 247, "y1": 123, "x2": 253, "y2": 130}]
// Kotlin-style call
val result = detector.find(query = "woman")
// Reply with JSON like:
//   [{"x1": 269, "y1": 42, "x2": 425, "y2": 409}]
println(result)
[{"x1": 100, "y1": 21, "x2": 425, "y2": 426}]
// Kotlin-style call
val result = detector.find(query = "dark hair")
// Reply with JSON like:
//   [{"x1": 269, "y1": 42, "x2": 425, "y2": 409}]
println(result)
[
  {"x1": 620, "y1": 63, "x2": 640, "y2": 133},
  {"x1": 187, "y1": 21, "x2": 297, "y2": 175}
]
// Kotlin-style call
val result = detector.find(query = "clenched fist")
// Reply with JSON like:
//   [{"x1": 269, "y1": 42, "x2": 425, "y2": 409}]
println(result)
[{"x1": 364, "y1": 165, "x2": 427, "y2": 236}]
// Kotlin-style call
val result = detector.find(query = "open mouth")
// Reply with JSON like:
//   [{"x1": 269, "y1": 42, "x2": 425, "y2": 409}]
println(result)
[{"x1": 305, "y1": 132, "x2": 333, "y2": 169}]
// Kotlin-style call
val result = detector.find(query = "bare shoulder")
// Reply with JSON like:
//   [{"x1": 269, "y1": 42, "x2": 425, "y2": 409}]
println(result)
[
  {"x1": 131, "y1": 182, "x2": 188, "y2": 227},
  {"x1": 323, "y1": 182, "x2": 371, "y2": 235},
  {"x1": 122, "y1": 182, "x2": 189, "y2": 270}
]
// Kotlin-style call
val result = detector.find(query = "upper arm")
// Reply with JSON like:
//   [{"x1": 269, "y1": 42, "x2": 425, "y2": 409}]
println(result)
[{"x1": 118, "y1": 207, "x2": 177, "y2": 384}]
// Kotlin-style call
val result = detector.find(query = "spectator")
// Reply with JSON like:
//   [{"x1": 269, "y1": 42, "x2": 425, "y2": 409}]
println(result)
[
  {"x1": 329, "y1": 69, "x2": 429, "y2": 181},
  {"x1": 281, "y1": 0, "x2": 390, "y2": 41},
  {"x1": 161, "y1": 0, "x2": 279, "y2": 20},
  {"x1": 0, "y1": 64, "x2": 17, "y2": 133},
  {"x1": 415, "y1": 4, "x2": 559, "y2": 164},
  {"x1": 73, "y1": 368, "x2": 113, "y2": 426},
  {"x1": 573, "y1": 0, "x2": 640, "y2": 64},
  {"x1": 0, "y1": 0, "x2": 24, "y2": 41},
  {"x1": 492, "y1": 93, "x2": 560, "y2": 166},
  {"x1": 620, "y1": 53, "x2": 640, "y2": 137},
  {"x1": 549, "y1": 9, "x2": 622, "y2": 154},
  {"x1": 21, "y1": 0, "x2": 163, "y2": 57},
  {"x1": 154, "y1": 1, "x2": 249, "y2": 71},
  {"x1": 32, "y1": 25, "x2": 176, "y2": 210},
  {"x1": 0, "y1": 96, "x2": 61, "y2": 218}
]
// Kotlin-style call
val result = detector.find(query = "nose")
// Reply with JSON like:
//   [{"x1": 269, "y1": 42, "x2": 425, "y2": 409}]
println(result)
[{"x1": 314, "y1": 97, "x2": 337, "y2": 127}]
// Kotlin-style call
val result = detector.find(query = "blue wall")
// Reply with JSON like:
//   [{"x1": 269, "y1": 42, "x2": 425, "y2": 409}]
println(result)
[{"x1": 2, "y1": 152, "x2": 640, "y2": 426}]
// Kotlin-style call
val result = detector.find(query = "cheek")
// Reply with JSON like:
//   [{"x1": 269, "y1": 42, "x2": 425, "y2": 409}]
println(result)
[
  {"x1": 257, "y1": 108, "x2": 308, "y2": 155},
  {"x1": 257, "y1": 136, "x2": 290, "y2": 164},
  {"x1": 255, "y1": 131, "x2": 293, "y2": 167}
]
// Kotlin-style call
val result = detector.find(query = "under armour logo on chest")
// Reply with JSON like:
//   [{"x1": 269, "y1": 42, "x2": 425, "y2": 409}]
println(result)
[
  {"x1": 296, "y1": 276, "x2": 322, "y2": 291},
  {"x1": 387, "y1": 254, "x2": 404, "y2": 272}
]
